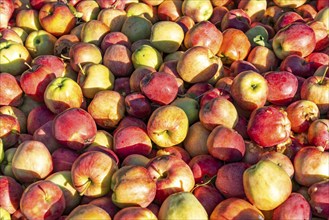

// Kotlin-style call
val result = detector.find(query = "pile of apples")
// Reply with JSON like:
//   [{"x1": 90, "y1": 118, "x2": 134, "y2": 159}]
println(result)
[{"x1": 0, "y1": 0, "x2": 329, "y2": 219}]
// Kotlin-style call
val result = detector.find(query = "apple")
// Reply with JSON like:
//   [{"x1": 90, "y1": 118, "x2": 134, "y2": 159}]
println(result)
[
  {"x1": 140, "y1": 71, "x2": 178, "y2": 105},
  {"x1": 214, "y1": 76, "x2": 234, "y2": 91},
  {"x1": 272, "y1": 22, "x2": 316, "y2": 60},
  {"x1": 10, "y1": 26, "x2": 29, "y2": 42},
  {"x1": 75, "y1": 0, "x2": 100, "y2": 22},
  {"x1": 217, "y1": 28, "x2": 251, "y2": 65},
  {"x1": 26, "y1": 105, "x2": 55, "y2": 136},
  {"x1": 87, "y1": 90, "x2": 125, "y2": 129},
  {"x1": 247, "y1": 106, "x2": 291, "y2": 147},
  {"x1": 85, "y1": 146, "x2": 119, "y2": 166},
  {"x1": 20, "y1": 180, "x2": 65, "y2": 220},
  {"x1": 24, "y1": 30, "x2": 57, "y2": 58},
  {"x1": 0, "y1": 176, "x2": 24, "y2": 214},
  {"x1": 33, "y1": 120, "x2": 59, "y2": 153},
  {"x1": 247, "y1": 46, "x2": 278, "y2": 73},
  {"x1": 294, "y1": 146, "x2": 329, "y2": 187},
  {"x1": 295, "y1": 4, "x2": 317, "y2": 21},
  {"x1": 66, "y1": 204, "x2": 111, "y2": 220},
  {"x1": 308, "y1": 180, "x2": 329, "y2": 219},
  {"x1": 314, "y1": 7, "x2": 329, "y2": 31},
  {"x1": 0, "y1": 148, "x2": 17, "y2": 178},
  {"x1": 31, "y1": 55, "x2": 65, "y2": 78},
  {"x1": 103, "y1": 44, "x2": 133, "y2": 77},
  {"x1": 280, "y1": 54, "x2": 314, "y2": 78},
  {"x1": 301, "y1": 75, "x2": 329, "y2": 114},
  {"x1": 183, "y1": 122, "x2": 210, "y2": 157},
  {"x1": 199, "y1": 96, "x2": 238, "y2": 130},
  {"x1": 0, "y1": 40, "x2": 32, "y2": 76},
  {"x1": 113, "y1": 116, "x2": 147, "y2": 135},
  {"x1": 97, "y1": 8, "x2": 127, "y2": 32},
  {"x1": 0, "y1": 0, "x2": 14, "y2": 30},
  {"x1": 221, "y1": 9, "x2": 251, "y2": 32},
  {"x1": 238, "y1": 0, "x2": 267, "y2": 22},
  {"x1": 209, "y1": 5, "x2": 229, "y2": 27},
  {"x1": 80, "y1": 20, "x2": 110, "y2": 47},
  {"x1": 156, "y1": 146, "x2": 191, "y2": 164},
  {"x1": 46, "y1": 171, "x2": 81, "y2": 214},
  {"x1": 273, "y1": 0, "x2": 307, "y2": 8},
  {"x1": 125, "y1": 2, "x2": 156, "y2": 23},
  {"x1": 15, "y1": 9, "x2": 42, "y2": 33},
  {"x1": 309, "y1": 21, "x2": 329, "y2": 52},
  {"x1": 0, "y1": 73, "x2": 23, "y2": 106},
  {"x1": 245, "y1": 25, "x2": 271, "y2": 49},
  {"x1": 38, "y1": 2, "x2": 76, "y2": 37},
  {"x1": 51, "y1": 147, "x2": 79, "y2": 172},
  {"x1": 171, "y1": 96, "x2": 199, "y2": 125},
  {"x1": 272, "y1": 193, "x2": 311, "y2": 219},
  {"x1": 264, "y1": 70, "x2": 298, "y2": 106},
  {"x1": 113, "y1": 207, "x2": 157, "y2": 220},
  {"x1": 53, "y1": 34, "x2": 79, "y2": 57},
  {"x1": 286, "y1": 100, "x2": 320, "y2": 133},
  {"x1": 71, "y1": 151, "x2": 118, "y2": 197},
  {"x1": 121, "y1": 15, "x2": 152, "y2": 43},
  {"x1": 259, "y1": 151, "x2": 294, "y2": 178},
  {"x1": 147, "y1": 105, "x2": 189, "y2": 148},
  {"x1": 308, "y1": 119, "x2": 329, "y2": 150},
  {"x1": 0, "y1": 28, "x2": 23, "y2": 44},
  {"x1": 0, "y1": 114, "x2": 20, "y2": 149},
  {"x1": 192, "y1": 185, "x2": 224, "y2": 216},
  {"x1": 100, "y1": 31, "x2": 131, "y2": 52},
  {"x1": 243, "y1": 160, "x2": 292, "y2": 211},
  {"x1": 274, "y1": 11, "x2": 304, "y2": 31},
  {"x1": 147, "y1": 155, "x2": 195, "y2": 204},
  {"x1": 0, "y1": 139, "x2": 3, "y2": 163},
  {"x1": 210, "y1": 198, "x2": 264, "y2": 220},
  {"x1": 125, "y1": 92, "x2": 152, "y2": 119},
  {"x1": 113, "y1": 77, "x2": 131, "y2": 97},
  {"x1": 121, "y1": 154, "x2": 150, "y2": 167},
  {"x1": 88, "y1": 195, "x2": 119, "y2": 219},
  {"x1": 177, "y1": 46, "x2": 219, "y2": 84},
  {"x1": 44, "y1": 77, "x2": 83, "y2": 114},
  {"x1": 175, "y1": 15, "x2": 195, "y2": 33},
  {"x1": 77, "y1": 63, "x2": 115, "y2": 99},
  {"x1": 52, "y1": 108, "x2": 97, "y2": 151},
  {"x1": 188, "y1": 154, "x2": 222, "y2": 184},
  {"x1": 111, "y1": 165, "x2": 156, "y2": 208},
  {"x1": 132, "y1": 44, "x2": 163, "y2": 70},
  {"x1": 157, "y1": 0, "x2": 182, "y2": 21},
  {"x1": 182, "y1": 0, "x2": 213, "y2": 22}
]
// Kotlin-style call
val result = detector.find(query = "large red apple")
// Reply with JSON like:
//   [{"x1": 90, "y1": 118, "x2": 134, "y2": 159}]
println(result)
[
  {"x1": 307, "y1": 119, "x2": 329, "y2": 150},
  {"x1": 308, "y1": 180, "x2": 329, "y2": 219},
  {"x1": 0, "y1": 176, "x2": 24, "y2": 214},
  {"x1": 0, "y1": 73, "x2": 23, "y2": 106}
]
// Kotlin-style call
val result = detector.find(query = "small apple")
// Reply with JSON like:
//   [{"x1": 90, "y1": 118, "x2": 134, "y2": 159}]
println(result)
[
  {"x1": 103, "y1": 44, "x2": 133, "y2": 77},
  {"x1": 24, "y1": 30, "x2": 57, "y2": 58},
  {"x1": 307, "y1": 119, "x2": 329, "y2": 150},
  {"x1": 100, "y1": 31, "x2": 131, "y2": 52},
  {"x1": 97, "y1": 8, "x2": 127, "y2": 32},
  {"x1": 132, "y1": 44, "x2": 163, "y2": 70},
  {"x1": 121, "y1": 15, "x2": 152, "y2": 43},
  {"x1": 80, "y1": 20, "x2": 110, "y2": 47},
  {"x1": 15, "y1": 9, "x2": 42, "y2": 33}
]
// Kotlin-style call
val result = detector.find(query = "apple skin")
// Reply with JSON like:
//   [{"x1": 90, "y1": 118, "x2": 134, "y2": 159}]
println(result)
[
  {"x1": 125, "y1": 92, "x2": 152, "y2": 119},
  {"x1": 171, "y1": 96, "x2": 199, "y2": 125},
  {"x1": 308, "y1": 180, "x2": 329, "y2": 219},
  {"x1": 44, "y1": 77, "x2": 83, "y2": 114},
  {"x1": 87, "y1": 90, "x2": 125, "y2": 129},
  {"x1": 294, "y1": 146, "x2": 329, "y2": 187},
  {"x1": 199, "y1": 97, "x2": 238, "y2": 130},
  {"x1": 100, "y1": 31, "x2": 131, "y2": 52},
  {"x1": 85, "y1": 146, "x2": 119, "y2": 166},
  {"x1": 66, "y1": 204, "x2": 111, "y2": 220},
  {"x1": 132, "y1": 44, "x2": 163, "y2": 70},
  {"x1": 307, "y1": 119, "x2": 329, "y2": 150},
  {"x1": 46, "y1": 171, "x2": 81, "y2": 214},
  {"x1": 200, "y1": 87, "x2": 232, "y2": 108},
  {"x1": 12, "y1": 140, "x2": 53, "y2": 183},
  {"x1": 247, "y1": 106, "x2": 291, "y2": 147},
  {"x1": 156, "y1": 146, "x2": 191, "y2": 164},
  {"x1": 113, "y1": 116, "x2": 147, "y2": 135},
  {"x1": 181, "y1": 0, "x2": 213, "y2": 22},
  {"x1": 230, "y1": 60, "x2": 259, "y2": 77},
  {"x1": 264, "y1": 70, "x2": 298, "y2": 106},
  {"x1": 140, "y1": 71, "x2": 178, "y2": 105},
  {"x1": 272, "y1": 22, "x2": 316, "y2": 60},
  {"x1": 20, "y1": 64, "x2": 56, "y2": 102},
  {"x1": 274, "y1": 11, "x2": 304, "y2": 31},
  {"x1": 1, "y1": 148, "x2": 17, "y2": 178},
  {"x1": 0, "y1": 114, "x2": 20, "y2": 149},
  {"x1": 158, "y1": 192, "x2": 208, "y2": 220},
  {"x1": 52, "y1": 108, "x2": 97, "y2": 151},
  {"x1": 121, "y1": 154, "x2": 150, "y2": 167},
  {"x1": 97, "y1": 8, "x2": 127, "y2": 33},
  {"x1": 247, "y1": 46, "x2": 278, "y2": 74},
  {"x1": 237, "y1": 0, "x2": 267, "y2": 22},
  {"x1": 103, "y1": 44, "x2": 133, "y2": 77},
  {"x1": 20, "y1": 180, "x2": 66, "y2": 220},
  {"x1": 157, "y1": 0, "x2": 182, "y2": 21},
  {"x1": 183, "y1": 122, "x2": 210, "y2": 157},
  {"x1": 215, "y1": 162, "x2": 250, "y2": 198},
  {"x1": 147, "y1": 155, "x2": 195, "y2": 204},
  {"x1": 88, "y1": 195, "x2": 119, "y2": 219},
  {"x1": 217, "y1": 28, "x2": 251, "y2": 65},
  {"x1": 38, "y1": 2, "x2": 76, "y2": 37},
  {"x1": 75, "y1": 0, "x2": 100, "y2": 22},
  {"x1": 279, "y1": 54, "x2": 314, "y2": 78},
  {"x1": 24, "y1": 30, "x2": 57, "y2": 58},
  {"x1": 80, "y1": 20, "x2": 110, "y2": 47},
  {"x1": 272, "y1": 193, "x2": 311, "y2": 220},
  {"x1": 286, "y1": 100, "x2": 320, "y2": 133},
  {"x1": 188, "y1": 154, "x2": 223, "y2": 184},
  {"x1": 53, "y1": 34, "x2": 79, "y2": 57},
  {"x1": 210, "y1": 198, "x2": 264, "y2": 220},
  {"x1": 0, "y1": 40, "x2": 32, "y2": 76},
  {"x1": 32, "y1": 55, "x2": 65, "y2": 78},
  {"x1": 273, "y1": 0, "x2": 307, "y2": 8},
  {"x1": 71, "y1": 151, "x2": 118, "y2": 198},
  {"x1": 184, "y1": 21, "x2": 223, "y2": 55},
  {"x1": 111, "y1": 165, "x2": 156, "y2": 208},
  {"x1": 0, "y1": 176, "x2": 24, "y2": 214},
  {"x1": 259, "y1": 151, "x2": 294, "y2": 179},
  {"x1": 121, "y1": 15, "x2": 152, "y2": 43},
  {"x1": 33, "y1": 120, "x2": 60, "y2": 153},
  {"x1": 0, "y1": 0, "x2": 14, "y2": 30},
  {"x1": 147, "y1": 105, "x2": 189, "y2": 148},
  {"x1": 301, "y1": 75, "x2": 329, "y2": 114},
  {"x1": 243, "y1": 160, "x2": 292, "y2": 211},
  {"x1": 113, "y1": 207, "x2": 157, "y2": 220},
  {"x1": 309, "y1": 21, "x2": 329, "y2": 52},
  {"x1": 221, "y1": 9, "x2": 251, "y2": 32},
  {"x1": 113, "y1": 126, "x2": 152, "y2": 159},
  {"x1": 51, "y1": 148, "x2": 79, "y2": 172},
  {"x1": 15, "y1": 8, "x2": 42, "y2": 33},
  {"x1": 207, "y1": 125, "x2": 245, "y2": 162},
  {"x1": 176, "y1": 15, "x2": 195, "y2": 34},
  {"x1": 0, "y1": 73, "x2": 23, "y2": 107}
]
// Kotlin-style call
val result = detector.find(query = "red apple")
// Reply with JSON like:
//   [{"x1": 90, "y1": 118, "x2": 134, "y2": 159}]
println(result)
[
  {"x1": 157, "y1": 0, "x2": 182, "y2": 21},
  {"x1": 0, "y1": 106, "x2": 27, "y2": 134},
  {"x1": 221, "y1": 9, "x2": 251, "y2": 32},
  {"x1": 125, "y1": 92, "x2": 152, "y2": 119},
  {"x1": 175, "y1": 15, "x2": 195, "y2": 33},
  {"x1": 31, "y1": 55, "x2": 65, "y2": 78},
  {"x1": 274, "y1": 11, "x2": 304, "y2": 31},
  {"x1": 51, "y1": 147, "x2": 80, "y2": 172},
  {"x1": 308, "y1": 180, "x2": 329, "y2": 219},
  {"x1": 0, "y1": 0, "x2": 15, "y2": 30},
  {"x1": 66, "y1": 204, "x2": 111, "y2": 219},
  {"x1": 33, "y1": 120, "x2": 60, "y2": 153},
  {"x1": 89, "y1": 196, "x2": 119, "y2": 219},
  {"x1": 27, "y1": 105, "x2": 55, "y2": 135},
  {"x1": 129, "y1": 66, "x2": 156, "y2": 93},
  {"x1": 113, "y1": 207, "x2": 157, "y2": 220},
  {"x1": 193, "y1": 185, "x2": 225, "y2": 216},
  {"x1": 247, "y1": 46, "x2": 278, "y2": 73},
  {"x1": 0, "y1": 73, "x2": 23, "y2": 106},
  {"x1": 20, "y1": 180, "x2": 65, "y2": 220},
  {"x1": 308, "y1": 119, "x2": 329, "y2": 150},
  {"x1": 100, "y1": 31, "x2": 131, "y2": 52},
  {"x1": 230, "y1": 60, "x2": 259, "y2": 77},
  {"x1": 113, "y1": 77, "x2": 131, "y2": 97},
  {"x1": 0, "y1": 176, "x2": 24, "y2": 214},
  {"x1": 103, "y1": 44, "x2": 133, "y2": 77},
  {"x1": 280, "y1": 54, "x2": 314, "y2": 78},
  {"x1": 0, "y1": 114, "x2": 20, "y2": 149}
]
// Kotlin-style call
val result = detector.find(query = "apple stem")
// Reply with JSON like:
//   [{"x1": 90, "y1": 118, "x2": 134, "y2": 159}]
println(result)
[
  {"x1": 60, "y1": 54, "x2": 70, "y2": 60},
  {"x1": 190, "y1": 175, "x2": 217, "y2": 193},
  {"x1": 319, "y1": 66, "x2": 328, "y2": 85},
  {"x1": 77, "y1": 63, "x2": 85, "y2": 75},
  {"x1": 24, "y1": 62, "x2": 32, "y2": 70}
]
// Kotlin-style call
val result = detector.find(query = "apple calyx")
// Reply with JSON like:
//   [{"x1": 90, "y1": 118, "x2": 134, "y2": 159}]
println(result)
[{"x1": 78, "y1": 178, "x2": 92, "y2": 196}]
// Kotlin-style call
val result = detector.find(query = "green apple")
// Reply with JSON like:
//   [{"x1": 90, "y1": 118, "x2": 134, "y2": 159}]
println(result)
[
  {"x1": 80, "y1": 20, "x2": 110, "y2": 47},
  {"x1": 0, "y1": 40, "x2": 32, "y2": 75},
  {"x1": 314, "y1": 7, "x2": 329, "y2": 31},
  {"x1": 243, "y1": 160, "x2": 292, "y2": 211},
  {"x1": 171, "y1": 97, "x2": 199, "y2": 125},
  {"x1": 25, "y1": 30, "x2": 57, "y2": 58},
  {"x1": 132, "y1": 44, "x2": 163, "y2": 70},
  {"x1": 44, "y1": 77, "x2": 83, "y2": 114},
  {"x1": 158, "y1": 192, "x2": 208, "y2": 220},
  {"x1": 150, "y1": 21, "x2": 184, "y2": 53},
  {"x1": 0, "y1": 207, "x2": 11, "y2": 220},
  {"x1": 46, "y1": 171, "x2": 81, "y2": 214},
  {"x1": 1, "y1": 148, "x2": 17, "y2": 178},
  {"x1": 77, "y1": 63, "x2": 115, "y2": 99},
  {"x1": 245, "y1": 25, "x2": 271, "y2": 48},
  {"x1": 121, "y1": 15, "x2": 152, "y2": 43}
]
